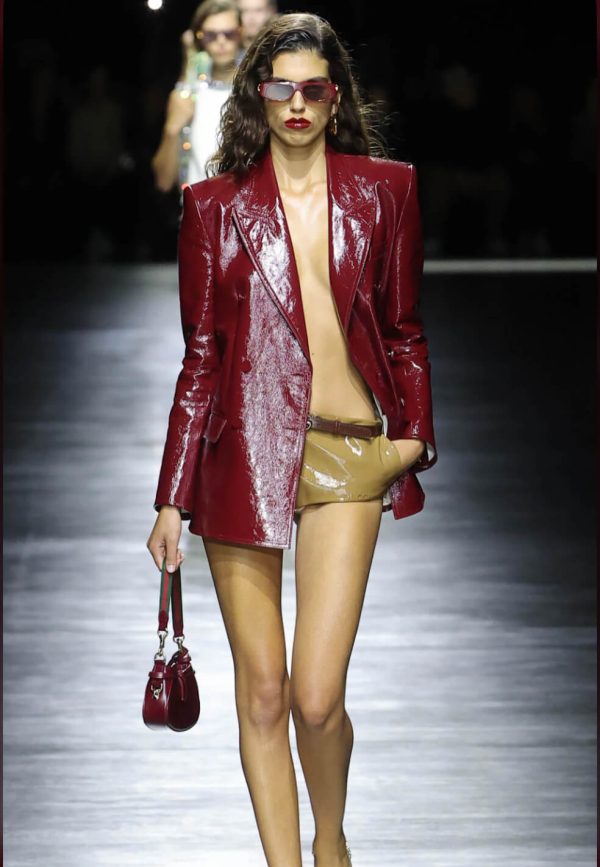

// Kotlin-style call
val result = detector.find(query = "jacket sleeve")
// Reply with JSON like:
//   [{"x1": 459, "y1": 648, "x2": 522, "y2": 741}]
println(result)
[
  {"x1": 153, "y1": 184, "x2": 221, "y2": 519},
  {"x1": 381, "y1": 164, "x2": 437, "y2": 472}
]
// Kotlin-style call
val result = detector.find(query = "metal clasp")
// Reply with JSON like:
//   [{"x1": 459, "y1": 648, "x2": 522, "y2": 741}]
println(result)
[
  {"x1": 154, "y1": 628, "x2": 168, "y2": 661},
  {"x1": 306, "y1": 417, "x2": 313, "y2": 430}
]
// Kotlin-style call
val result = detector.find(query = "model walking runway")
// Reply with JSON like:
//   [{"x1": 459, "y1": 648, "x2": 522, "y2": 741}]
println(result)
[{"x1": 3, "y1": 258, "x2": 595, "y2": 865}]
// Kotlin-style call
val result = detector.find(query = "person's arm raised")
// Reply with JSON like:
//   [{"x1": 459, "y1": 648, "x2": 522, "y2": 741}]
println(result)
[{"x1": 150, "y1": 88, "x2": 195, "y2": 193}]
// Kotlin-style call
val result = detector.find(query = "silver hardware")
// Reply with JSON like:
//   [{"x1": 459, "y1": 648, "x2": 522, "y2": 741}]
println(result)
[
  {"x1": 174, "y1": 635, "x2": 185, "y2": 650},
  {"x1": 306, "y1": 417, "x2": 313, "y2": 430},
  {"x1": 154, "y1": 628, "x2": 168, "y2": 660},
  {"x1": 151, "y1": 682, "x2": 164, "y2": 699}
]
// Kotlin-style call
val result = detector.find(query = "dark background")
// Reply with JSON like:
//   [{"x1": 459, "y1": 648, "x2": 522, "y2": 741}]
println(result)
[
  {"x1": 4, "y1": 0, "x2": 597, "y2": 263},
  {"x1": 2, "y1": 11, "x2": 596, "y2": 858}
]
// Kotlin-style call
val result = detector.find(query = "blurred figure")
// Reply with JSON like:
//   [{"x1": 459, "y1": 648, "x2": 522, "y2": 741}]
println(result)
[
  {"x1": 419, "y1": 62, "x2": 511, "y2": 256},
  {"x1": 151, "y1": 0, "x2": 244, "y2": 193},
  {"x1": 236, "y1": 0, "x2": 278, "y2": 50},
  {"x1": 136, "y1": 74, "x2": 186, "y2": 260}
]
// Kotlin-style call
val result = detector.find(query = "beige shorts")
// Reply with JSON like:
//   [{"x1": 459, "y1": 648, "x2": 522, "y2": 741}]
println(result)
[{"x1": 293, "y1": 411, "x2": 405, "y2": 523}]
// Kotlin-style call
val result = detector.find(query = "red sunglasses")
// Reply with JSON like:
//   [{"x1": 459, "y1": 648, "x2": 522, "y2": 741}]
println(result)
[{"x1": 257, "y1": 79, "x2": 339, "y2": 103}]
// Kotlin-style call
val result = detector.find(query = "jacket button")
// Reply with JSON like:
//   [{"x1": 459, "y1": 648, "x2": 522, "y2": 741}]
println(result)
[{"x1": 241, "y1": 359, "x2": 252, "y2": 372}]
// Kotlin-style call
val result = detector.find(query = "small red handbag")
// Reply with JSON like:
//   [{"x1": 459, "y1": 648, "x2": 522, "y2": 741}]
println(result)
[{"x1": 143, "y1": 556, "x2": 200, "y2": 731}]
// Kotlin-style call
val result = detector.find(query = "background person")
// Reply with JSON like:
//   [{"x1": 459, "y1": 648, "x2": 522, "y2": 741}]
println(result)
[
  {"x1": 151, "y1": 0, "x2": 244, "y2": 193},
  {"x1": 236, "y1": 0, "x2": 279, "y2": 50}
]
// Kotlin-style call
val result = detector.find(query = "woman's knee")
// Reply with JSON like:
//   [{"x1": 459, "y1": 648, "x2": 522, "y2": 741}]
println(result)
[
  {"x1": 235, "y1": 666, "x2": 291, "y2": 729},
  {"x1": 290, "y1": 682, "x2": 345, "y2": 730}
]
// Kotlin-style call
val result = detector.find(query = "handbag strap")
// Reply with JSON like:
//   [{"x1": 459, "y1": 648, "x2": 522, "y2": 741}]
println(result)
[{"x1": 158, "y1": 556, "x2": 184, "y2": 639}]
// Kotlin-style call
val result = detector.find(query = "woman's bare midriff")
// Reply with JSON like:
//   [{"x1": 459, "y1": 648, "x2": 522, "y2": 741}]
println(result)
[
  {"x1": 280, "y1": 181, "x2": 379, "y2": 423},
  {"x1": 302, "y1": 280, "x2": 378, "y2": 420}
]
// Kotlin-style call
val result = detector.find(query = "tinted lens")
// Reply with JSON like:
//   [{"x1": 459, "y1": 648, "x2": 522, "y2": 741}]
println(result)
[
  {"x1": 262, "y1": 82, "x2": 295, "y2": 101},
  {"x1": 302, "y1": 83, "x2": 333, "y2": 102},
  {"x1": 202, "y1": 29, "x2": 238, "y2": 42}
]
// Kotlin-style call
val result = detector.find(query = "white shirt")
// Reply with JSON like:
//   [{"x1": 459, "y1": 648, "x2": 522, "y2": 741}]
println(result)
[{"x1": 186, "y1": 80, "x2": 232, "y2": 184}]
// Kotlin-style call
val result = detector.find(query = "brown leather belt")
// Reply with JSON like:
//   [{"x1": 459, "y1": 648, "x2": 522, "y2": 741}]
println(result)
[{"x1": 305, "y1": 413, "x2": 382, "y2": 439}]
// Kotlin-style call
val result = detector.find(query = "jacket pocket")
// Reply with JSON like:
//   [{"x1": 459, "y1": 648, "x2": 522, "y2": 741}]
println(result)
[{"x1": 203, "y1": 410, "x2": 228, "y2": 443}]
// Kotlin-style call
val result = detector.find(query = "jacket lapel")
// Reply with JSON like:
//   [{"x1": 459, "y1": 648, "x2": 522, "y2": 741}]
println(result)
[
  {"x1": 232, "y1": 144, "x2": 377, "y2": 364},
  {"x1": 327, "y1": 147, "x2": 378, "y2": 333}
]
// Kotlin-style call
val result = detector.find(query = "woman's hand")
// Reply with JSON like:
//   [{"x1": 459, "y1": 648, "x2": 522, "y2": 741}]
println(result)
[
  {"x1": 389, "y1": 438, "x2": 426, "y2": 472},
  {"x1": 163, "y1": 87, "x2": 196, "y2": 137},
  {"x1": 179, "y1": 28, "x2": 196, "y2": 78},
  {"x1": 147, "y1": 505, "x2": 185, "y2": 572}
]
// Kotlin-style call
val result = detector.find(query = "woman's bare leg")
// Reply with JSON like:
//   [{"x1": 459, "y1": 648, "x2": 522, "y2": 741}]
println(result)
[
  {"x1": 203, "y1": 537, "x2": 301, "y2": 867},
  {"x1": 290, "y1": 499, "x2": 383, "y2": 866}
]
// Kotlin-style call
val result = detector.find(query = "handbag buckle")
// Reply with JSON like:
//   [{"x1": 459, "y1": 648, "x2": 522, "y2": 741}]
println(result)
[{"x1": 151, "y1": 682, "x2": 164, "y2": 699}]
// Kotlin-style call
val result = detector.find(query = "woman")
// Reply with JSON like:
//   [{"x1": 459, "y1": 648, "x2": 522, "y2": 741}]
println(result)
[
  {"x1": 151, "y1": 0, "x2": 244, "y2": 193},
  {"x1": 147, "y1": 12, "x2": 437, "y2": 866}
]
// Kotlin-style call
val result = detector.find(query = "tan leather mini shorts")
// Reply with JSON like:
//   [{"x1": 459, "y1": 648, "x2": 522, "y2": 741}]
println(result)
[{"x1": 293, "y1": 410, "x2": 406, "y2": 523}]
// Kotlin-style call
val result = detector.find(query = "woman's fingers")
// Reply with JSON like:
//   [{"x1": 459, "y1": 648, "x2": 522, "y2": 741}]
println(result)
[
  {"x1": 147, "y1": 515, "x2": 183, "y2": 572},
  {"x1": 165, "y1": 537, "x2": 180, "y2": 573},
  {"x1": 146, "y1": 543, "x2": 185, "y2": 572},
  {"x1": 180, "y1": 28, "x2": 195, "y2": 49},
  {"x1": 160, "y1": 546, "x2": 185, "y2": 572}
]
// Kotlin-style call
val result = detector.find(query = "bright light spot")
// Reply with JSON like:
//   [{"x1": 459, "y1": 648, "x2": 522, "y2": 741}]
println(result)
[{"x1": 147, "y1": 0, "x2": 162, "y2": 10}]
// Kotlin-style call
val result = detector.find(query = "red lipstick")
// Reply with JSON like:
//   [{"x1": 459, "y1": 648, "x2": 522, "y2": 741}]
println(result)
[{"x1": 285, "y1": 118, "x2": 311, "y2": 129}]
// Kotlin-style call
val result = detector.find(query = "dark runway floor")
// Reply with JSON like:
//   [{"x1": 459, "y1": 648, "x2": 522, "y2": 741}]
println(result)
[{"x1": 3, "y1": 262, "x2": 596, "y2": 866}]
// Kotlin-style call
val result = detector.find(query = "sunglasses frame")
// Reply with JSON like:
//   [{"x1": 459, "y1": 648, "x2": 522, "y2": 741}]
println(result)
[
  {"x1": 196, "y1": 27, "x2": 240, "y2": 44},
  {"x1": 257, "y1": 79, "x2": 340, "y2": 104}
]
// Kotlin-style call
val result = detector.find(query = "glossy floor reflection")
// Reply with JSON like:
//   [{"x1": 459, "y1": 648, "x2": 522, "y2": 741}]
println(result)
[{"x1": 4, "y1": 263, "x2": 596, "y2": 866}]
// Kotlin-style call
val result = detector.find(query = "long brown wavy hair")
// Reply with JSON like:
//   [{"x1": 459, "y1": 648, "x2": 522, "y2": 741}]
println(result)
[{"x1": 207, "y1": 12, "x2": 389, "y2": 177}]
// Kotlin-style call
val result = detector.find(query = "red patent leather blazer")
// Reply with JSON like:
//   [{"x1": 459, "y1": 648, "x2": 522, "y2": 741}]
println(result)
[{"x1": 154, "y1": 143, "x2": 437, "y2": 549}]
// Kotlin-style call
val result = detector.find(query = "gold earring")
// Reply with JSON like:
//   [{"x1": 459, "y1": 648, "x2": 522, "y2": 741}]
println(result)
[{"x1": 329, "y1": 113, "x2": 338, "y2": 136}]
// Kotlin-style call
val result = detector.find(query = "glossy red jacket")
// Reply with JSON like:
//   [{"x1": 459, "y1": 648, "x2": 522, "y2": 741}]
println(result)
[{"x1": 154, "y1": 143, "x2": 438, "y2": 549}]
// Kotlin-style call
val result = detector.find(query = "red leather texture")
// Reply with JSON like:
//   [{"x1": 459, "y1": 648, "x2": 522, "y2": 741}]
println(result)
[{"x1": 154, "y1": 143, "x2": 437, "y2": 548}]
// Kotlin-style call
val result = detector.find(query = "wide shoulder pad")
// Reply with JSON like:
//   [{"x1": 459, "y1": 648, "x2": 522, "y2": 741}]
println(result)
[
  {"x1": 185, "y1": 171, "x2": 244, "y2": 218},
  {"x1": 332, "y1": 151, "x2": 414, "y2": 201}
]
